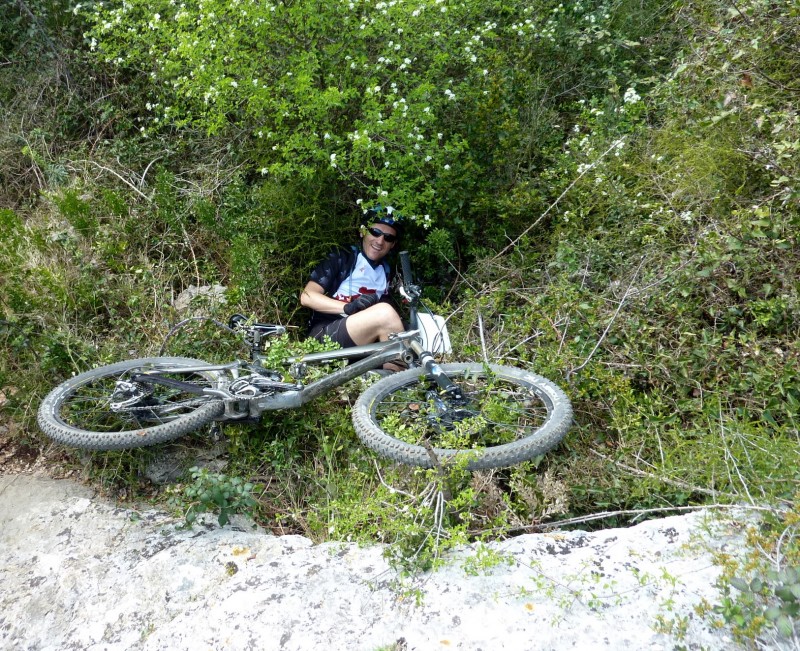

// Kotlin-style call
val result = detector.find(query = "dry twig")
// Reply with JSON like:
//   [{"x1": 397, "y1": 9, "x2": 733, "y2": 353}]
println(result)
[
  {"x1": 492, "y1": 138, "x2": 625, "y2": 260},
  {"x1": 566, "y1": 256, "x2": 646, "y2": 380}
]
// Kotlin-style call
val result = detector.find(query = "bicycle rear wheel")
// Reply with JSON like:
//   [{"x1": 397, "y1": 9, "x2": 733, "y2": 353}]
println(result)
[
  {"x1": 352, "y1": 363, "x2": 572, "y2": 470},
  {"x1": 37, "y1": 357, "x2": 226, "y2": 450}
]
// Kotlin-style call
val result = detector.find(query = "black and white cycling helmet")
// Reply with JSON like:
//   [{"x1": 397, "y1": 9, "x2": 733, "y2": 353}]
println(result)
[{"x1": 364, "y1": 205, "x2": 403, "y2": 236}]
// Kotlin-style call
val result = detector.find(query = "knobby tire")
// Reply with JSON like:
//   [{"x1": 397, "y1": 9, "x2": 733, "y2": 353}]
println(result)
[
  {"x1": 352, "y1": 363, "x2": 572, "y2": 470},
  {"x1": 37, "y1": 357, "x2": 225, "y2": 450}
]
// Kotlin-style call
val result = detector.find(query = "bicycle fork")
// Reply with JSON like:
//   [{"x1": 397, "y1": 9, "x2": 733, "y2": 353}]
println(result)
[{"x1": 407, "y1": 339, "x2": 464, "y2": 402}]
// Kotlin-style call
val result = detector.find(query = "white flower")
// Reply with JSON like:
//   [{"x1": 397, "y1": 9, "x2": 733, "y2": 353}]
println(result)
[
  {"x1": 623, "y1": 87, "x2": 641, "y2": 104},
  {"x1": 260, "y1": 168, "x2": 268, "y2": 175},
  {"x1": 330, "y1": 153, "x2": 337, "y2": 167},
  {"x1": 381, "y1": 190, "x2": 388, "y2": 196},
  {"x1": 444, "y1": 164, "x2": 450, "y2": 170},
  {"x1": 230, "y1": 80, "x2": 238, "y2": 88},
  {"x1": 324, "y1": 133, "x2": 330, "y2": 140}
]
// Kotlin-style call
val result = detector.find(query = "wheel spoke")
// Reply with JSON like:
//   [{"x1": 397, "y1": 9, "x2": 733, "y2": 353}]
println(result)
[
  {"x1": 371, "y1": 372, "x2": 549, "y2": 448},
  {"x1": 56, "y1": 368, "x2": 219, "y2": 433},
  {"x1": 353, "y1": 363, "x2": 571, "y2": 470}
]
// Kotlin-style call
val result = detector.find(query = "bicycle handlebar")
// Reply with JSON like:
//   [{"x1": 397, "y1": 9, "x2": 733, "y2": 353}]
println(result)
[
  {"x1": 398, "y1": 250, "x2": 421, "y2": 301},
  {"x1": 399, "y1": 250, "x2": 413, "y2": 285}
]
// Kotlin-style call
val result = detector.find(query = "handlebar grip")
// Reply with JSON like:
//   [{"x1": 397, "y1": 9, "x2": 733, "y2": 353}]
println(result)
[{"x1": 399, "y1": 250, "x2": 413, "y2": 285}]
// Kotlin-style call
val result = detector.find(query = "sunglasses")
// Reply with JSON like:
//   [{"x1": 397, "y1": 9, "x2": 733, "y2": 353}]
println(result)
[{"x1": 366, "y1": 226, "x2": 398, "y2": 243}]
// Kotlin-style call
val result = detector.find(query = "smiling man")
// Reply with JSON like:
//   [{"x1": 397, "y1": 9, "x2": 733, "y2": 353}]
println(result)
[{"x1": 300, "y1": 206, "x2": 404, "y2": 348}]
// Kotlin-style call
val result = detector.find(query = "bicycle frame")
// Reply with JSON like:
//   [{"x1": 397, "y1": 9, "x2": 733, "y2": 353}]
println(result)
[
  {"x1": 249, "y1": 332, "x2": 415, "y2": 413},
  {"x1": 133, "y1": 326, "x2": 461, "y2": 424},
  {"x1": 131, "y1": 250, "x2": 461, "y2": 422}
]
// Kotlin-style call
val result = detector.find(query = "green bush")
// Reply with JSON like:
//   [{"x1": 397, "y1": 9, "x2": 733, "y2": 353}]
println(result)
[
  {"x1": 0, "y1": 3, "x2": 798, "y2": 638},
  {"x1": 83, "y1": 0, "x2": 682, "y2": 235}
]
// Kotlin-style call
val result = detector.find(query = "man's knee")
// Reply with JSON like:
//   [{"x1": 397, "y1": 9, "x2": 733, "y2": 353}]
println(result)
[{"x1": 370, "y1": 303, "x2": 403, "y2": 329}]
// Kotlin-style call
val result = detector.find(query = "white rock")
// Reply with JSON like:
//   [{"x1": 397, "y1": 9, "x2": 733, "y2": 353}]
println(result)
[
  {"x1": 0, "y1": 475, "x2": 750, "y2": 650},
  {"x1": 173, "y1": 283, "x2": 227, "y2": 313}
]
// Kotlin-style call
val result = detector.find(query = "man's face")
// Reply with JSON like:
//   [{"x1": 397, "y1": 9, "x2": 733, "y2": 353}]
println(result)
[{"x1": 362, "y1": 222, "x2": 397, "y2": 261}]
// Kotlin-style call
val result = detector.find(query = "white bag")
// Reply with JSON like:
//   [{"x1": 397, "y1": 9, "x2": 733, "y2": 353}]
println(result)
[{"x1": 416, "y1": 313, "x2": 452, "y2": 354}]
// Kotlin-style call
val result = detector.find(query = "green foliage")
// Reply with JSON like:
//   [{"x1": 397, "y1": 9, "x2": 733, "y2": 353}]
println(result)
[
  {"x1": 727, "y1": 568, "x2": 800, "y2": 639},
  {"x1": 171, "y1": 466, "x2": 257, "y2": 526},
  {"x1": 1, "y1": 2, "x2": 799, "y2": 645},
  {"x1": 706, "y1": 504, "x2": 800, "y2": 645},
  {"x1": 83, "y1": 0, "x2": 680, "y2": 230}
]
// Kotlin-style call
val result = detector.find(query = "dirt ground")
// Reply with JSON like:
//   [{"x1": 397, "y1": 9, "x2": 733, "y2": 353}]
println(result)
[{"x1": 0, "y1": 410, "x2": 79, "y2": 479}]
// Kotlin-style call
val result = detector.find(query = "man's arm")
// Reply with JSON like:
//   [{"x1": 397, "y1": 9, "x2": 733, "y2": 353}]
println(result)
[{"x1": 300, "y1": 281, "x2": 347, "y2": 315}]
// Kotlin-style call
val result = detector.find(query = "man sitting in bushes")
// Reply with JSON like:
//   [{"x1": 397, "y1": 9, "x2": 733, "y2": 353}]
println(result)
[{"x1": 300, "y1": 206, "x2": 404, "y2": 349}]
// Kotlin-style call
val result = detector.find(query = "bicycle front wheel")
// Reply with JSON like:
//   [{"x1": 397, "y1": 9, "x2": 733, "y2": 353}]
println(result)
[
  {"x1": 352, "y1": 363, "x2": 572, "y2": 470},
  {"x1": 38, "y1": 357, "x2": 226, "y2": 450}
]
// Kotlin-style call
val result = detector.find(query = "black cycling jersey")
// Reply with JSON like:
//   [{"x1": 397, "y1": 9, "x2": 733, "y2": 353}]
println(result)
[{"x1": 307, "y1": 245, "x2": 391, "y2": 332}]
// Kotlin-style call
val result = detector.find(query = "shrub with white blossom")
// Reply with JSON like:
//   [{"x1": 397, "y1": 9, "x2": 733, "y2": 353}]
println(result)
[{"x1": 82, "y1": 0, "x2": 649, "y2": 225}]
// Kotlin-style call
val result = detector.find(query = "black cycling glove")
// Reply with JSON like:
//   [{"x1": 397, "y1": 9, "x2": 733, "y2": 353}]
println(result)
[{"x1": 343, "y1": 293, "x2": 380, "y2": 315}]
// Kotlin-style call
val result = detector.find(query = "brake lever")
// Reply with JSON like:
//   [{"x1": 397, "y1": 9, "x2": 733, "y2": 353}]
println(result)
[{"x1": 399, "y1": 284, "x2": 422, "y2": 302}]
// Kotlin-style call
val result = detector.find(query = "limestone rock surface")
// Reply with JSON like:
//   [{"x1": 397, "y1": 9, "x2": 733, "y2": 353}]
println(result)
[{"x1": 0, "y1": 474, "x2": 744, "y2": 650}]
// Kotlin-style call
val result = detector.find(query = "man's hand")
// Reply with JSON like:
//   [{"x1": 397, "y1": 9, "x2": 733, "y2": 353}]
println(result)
[{"x1": 343, "y1": 293, "x2": 380, "y2": 315}]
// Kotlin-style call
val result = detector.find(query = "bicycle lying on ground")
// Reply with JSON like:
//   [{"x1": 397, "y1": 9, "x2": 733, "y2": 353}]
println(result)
[{"x1": 38, "y1": 253, "x2": 572, "y2": 470}]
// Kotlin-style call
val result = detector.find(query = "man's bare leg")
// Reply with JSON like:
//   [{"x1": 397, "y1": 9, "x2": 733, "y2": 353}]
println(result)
[{"x1": 344, "y1": 303, "x2": 403, "y2": 345}]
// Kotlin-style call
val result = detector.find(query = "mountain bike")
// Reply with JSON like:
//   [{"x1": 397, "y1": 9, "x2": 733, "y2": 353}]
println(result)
[{"x1": 37, "y1": 252, "x2": 572, "y2": 470}]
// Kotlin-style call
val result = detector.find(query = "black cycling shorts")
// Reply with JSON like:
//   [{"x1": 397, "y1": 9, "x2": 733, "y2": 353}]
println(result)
[{"x1": 308, "y1": 318, "x2": 356, "y2": 348}]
